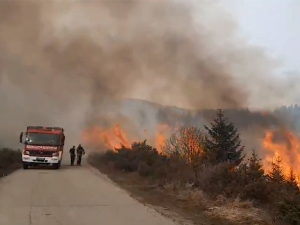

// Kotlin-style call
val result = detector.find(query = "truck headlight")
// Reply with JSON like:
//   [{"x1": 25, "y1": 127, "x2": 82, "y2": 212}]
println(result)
[
  {"x1": 52, "y1": 152, "x2": 59, "y2": 157},
  {"x1": 23, "y1": 150, "x2": 30, "y2": 155}
]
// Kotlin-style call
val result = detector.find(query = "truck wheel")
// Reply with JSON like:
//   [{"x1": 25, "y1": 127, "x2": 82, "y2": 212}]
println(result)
[
  {"x1": 53, "y1": 162, "x2": 61, "y2": 170},
  {"x1": 23, "y1": 163, "x2": 29, "y2": 169}
]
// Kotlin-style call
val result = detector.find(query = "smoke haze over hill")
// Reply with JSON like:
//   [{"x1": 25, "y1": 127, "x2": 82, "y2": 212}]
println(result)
[{"x1": 0, "y1": 0, "x2": 298, "y2": 148}]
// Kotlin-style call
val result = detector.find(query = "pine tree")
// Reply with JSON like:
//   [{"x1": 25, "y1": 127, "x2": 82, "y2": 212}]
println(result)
[
  {"x1": 268, "y1": 155, "x2": 285, "y2": 184},
  {"x1": 204, "y1": 109, "x2": 245, "y2": 165},
  {"x1": 286, "y1": 167, "x2": 299, "y2": 192},
  {"x1": 247, "y1": 149, "x2": 264, "y2": 181}
]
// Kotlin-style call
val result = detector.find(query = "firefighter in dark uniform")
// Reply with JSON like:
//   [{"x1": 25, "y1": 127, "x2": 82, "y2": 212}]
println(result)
[
  {"x1": 69, "y1": 146, "x2": 76, "y2": 166},
  {"x1": 76, "y1": 144, "x2": 85, "y2": 166}
]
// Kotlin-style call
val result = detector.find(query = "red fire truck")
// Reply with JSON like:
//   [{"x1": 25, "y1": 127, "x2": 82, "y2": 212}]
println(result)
[{"x1": 19, "y1": 126, "x2": 65, "y2": 169}]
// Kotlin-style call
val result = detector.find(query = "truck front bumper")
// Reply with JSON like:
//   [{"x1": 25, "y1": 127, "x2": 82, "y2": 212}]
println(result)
[{"x1": 22, "y1": 155, "x2": 60, "y2": 165}]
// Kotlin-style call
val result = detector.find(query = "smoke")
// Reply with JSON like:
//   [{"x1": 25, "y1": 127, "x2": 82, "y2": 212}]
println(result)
[{"x1": 0, "y1": 0, "x2": 297, "y2": 148}]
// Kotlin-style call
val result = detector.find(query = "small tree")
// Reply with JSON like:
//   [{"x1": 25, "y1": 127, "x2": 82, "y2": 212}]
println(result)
[
  {"x1": 238, "y1": 149, "x2": 269, "y2": 203},
  {"x1": 204, "y1": 109, "x2": 245, "y2": 165},
  {"x1": 268, "y1": 155, "x2": 285, "y2": 184},
  {"x1": 247, "y1": 149, "x2": 265, "y2": 180},
  {"x1": 286, "y1": 167, "x2": 299, "y2": 193},
  {"x1": 267, "y1": 157, "x2": 300, "y2": 224},
  {"x1": 164, "y1": 126, "x2": 205, "y2": 179}
]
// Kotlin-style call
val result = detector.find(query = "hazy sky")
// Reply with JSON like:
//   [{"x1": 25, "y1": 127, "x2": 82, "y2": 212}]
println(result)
[{"x1": 221, "y1": 0, "x2": 299, "y2": 73}]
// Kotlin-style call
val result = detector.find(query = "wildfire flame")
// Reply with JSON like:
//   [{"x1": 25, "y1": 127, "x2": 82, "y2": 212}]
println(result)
[
  {"x1": 262, "y1": 111, "x2": 270, "y2": 116},
  {"x1": 155, "y1": 124, "x2": 169, "y2": 153},
  {"x1": 262, "y1": 129, "x2": 300, "y2": 183},
  {"x1": 82, "y1": 121, "x2": 300, "y2": 185},
  {"x1": 81, "y1": 123, "x2": 170, "y2": 153},
  {"x1": 81, "y1": 124, "x2": 131, "y2": 150}
]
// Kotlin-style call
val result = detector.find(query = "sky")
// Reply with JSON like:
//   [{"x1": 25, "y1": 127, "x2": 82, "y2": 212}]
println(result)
[{"x1": 221, "y1": 0, "x2": 300, "y2": 74}]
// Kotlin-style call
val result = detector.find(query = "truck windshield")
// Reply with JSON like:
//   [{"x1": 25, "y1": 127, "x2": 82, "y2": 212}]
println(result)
[{"x1": 26, "y1": 133, "x2": 60, "y2": 146}]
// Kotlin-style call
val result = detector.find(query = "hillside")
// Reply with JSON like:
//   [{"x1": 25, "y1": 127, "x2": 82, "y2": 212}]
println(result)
[{"x1": 81, "y1": 98, "x2": 300, "y2": 172}]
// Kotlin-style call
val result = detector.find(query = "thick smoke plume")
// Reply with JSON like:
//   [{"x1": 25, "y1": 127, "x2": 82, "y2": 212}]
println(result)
[{"x1": 0, "y1": 0, "x2": 297, "y2": 148}]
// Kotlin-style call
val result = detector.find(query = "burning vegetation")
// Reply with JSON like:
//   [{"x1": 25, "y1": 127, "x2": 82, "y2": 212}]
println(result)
[
  {"x1": 263, "y1": 129, "x2": 300, "y2": 185},
  {"x1": 88, "y1": 109, "x2": 300, "y2": 225},
  {"x1": 82, "y1": 124, "x2": 131, "y2": 150}
]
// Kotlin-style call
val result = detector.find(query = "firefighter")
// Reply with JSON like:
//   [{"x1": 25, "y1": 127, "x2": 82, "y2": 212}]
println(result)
[
  {"x1": 76, "y1": 144, "x2": 85, "y2": 166},
  {"x1": 69, "y1": 146, "x2": 76, "y2": 166}
]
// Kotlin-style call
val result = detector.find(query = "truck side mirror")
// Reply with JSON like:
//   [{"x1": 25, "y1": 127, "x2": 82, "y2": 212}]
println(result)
[
  {"x1": 19, "y1": 132, "x2": 27, "y2": 144},
  {"x1": 19, "y1": 132, "x2": 23, "y2": 143},
  {"x1": 61, "y1": 135, "x2": 65, "y2": 146}
]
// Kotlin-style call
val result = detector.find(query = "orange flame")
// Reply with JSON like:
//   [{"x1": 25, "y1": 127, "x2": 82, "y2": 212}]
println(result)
[
  {"x1": 82, "y1": 123, "x2": 170, "y2": 153},
  {"x1": 262, "y1": 129, "x2": 300, "y2": 183},
  {"x1": 81, "y1": 124, "x2": 131, "y2": 150},
  {"x1": 155, "y1": 124, "x2": 170, "y2": 153},
  {"x1": 262, "y1": 111, "x2": 270, "y2": 116}
]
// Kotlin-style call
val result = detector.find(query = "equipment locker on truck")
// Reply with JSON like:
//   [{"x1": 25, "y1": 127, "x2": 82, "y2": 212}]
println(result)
[{"x1": 19, "y1": 126, "x2": 65, "y2": 169}]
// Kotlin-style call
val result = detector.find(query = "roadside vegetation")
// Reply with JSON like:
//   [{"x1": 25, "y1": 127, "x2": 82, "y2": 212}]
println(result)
[
  {"x1": 89, "y1": 109, "x2": 300, "y2": 225},
  {"x1": 0, "y1": 147, "x2": 22, "y2": 178}
]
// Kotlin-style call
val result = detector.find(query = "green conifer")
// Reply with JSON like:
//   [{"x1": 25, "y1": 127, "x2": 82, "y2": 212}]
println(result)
[{"x1": 204, "y1": 109, "x2": 245, "y2": 165}]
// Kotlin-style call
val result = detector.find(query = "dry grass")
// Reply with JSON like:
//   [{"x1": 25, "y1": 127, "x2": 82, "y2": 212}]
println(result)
[
  {"x1": 163, "y1": 182, "x2": 208, "y2": 208},
  {"x1": 162, "y1": 181, "x2": 271, "y2": 224},
  {"x1": 206, "y1": 198, "x2": 271, "y2": 224}
]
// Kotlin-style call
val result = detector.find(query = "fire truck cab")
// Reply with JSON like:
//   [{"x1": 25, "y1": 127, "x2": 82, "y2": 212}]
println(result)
[{"x1": 19, "y1": 126, "x2": 65, "y2": 169}]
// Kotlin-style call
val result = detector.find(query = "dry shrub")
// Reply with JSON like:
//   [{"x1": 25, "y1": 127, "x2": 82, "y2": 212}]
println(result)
[
  {"x1": 196, "y1": 160, "x2": 271, "y2": 203},
  {"x1": 91, "y1": 141, "x2": 169, "y2": 175},
  {"x1": 276, "y1": 195, "x2": 300, "y2": 225},
  {"x1": 241, "y1": 178, "x2": 271, "y2": 203},
  {"x1": 138, "y1": 161, "x2": 152, "y2": 177},
  {"x1": 163, "y1": 155, "x2": 195, "y2": 183},
  {"x1": 196, "y1": 163, "x2": 234, "y2": 197},
  {"x1": 163, "y1": 126, "x2": 205, "y2": 180},
  {"x1": 177, "y1": 187, "x2": 208, "y2": 208},
  {"x1": 93, "y1": 141, "x2": 195, "y2": 184},
  {"x1": 0, "y1": 147, "x2": 22, "y2": 176},
  {"x1": 206, "y1": 198, "x2": 271, "y2": 224},
  {"x1": 268, "y1": 182, "x2": 300, "y2": 224}
]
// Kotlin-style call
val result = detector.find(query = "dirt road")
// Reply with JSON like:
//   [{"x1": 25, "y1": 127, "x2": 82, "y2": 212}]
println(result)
[{"x1": 0, "y1": 159, "x2": 178, "y2": 225}]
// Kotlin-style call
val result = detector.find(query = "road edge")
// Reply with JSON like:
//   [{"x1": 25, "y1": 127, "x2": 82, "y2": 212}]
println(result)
[{"x1": 86, "y1": 165, "x2": 194, "y2": 225}]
